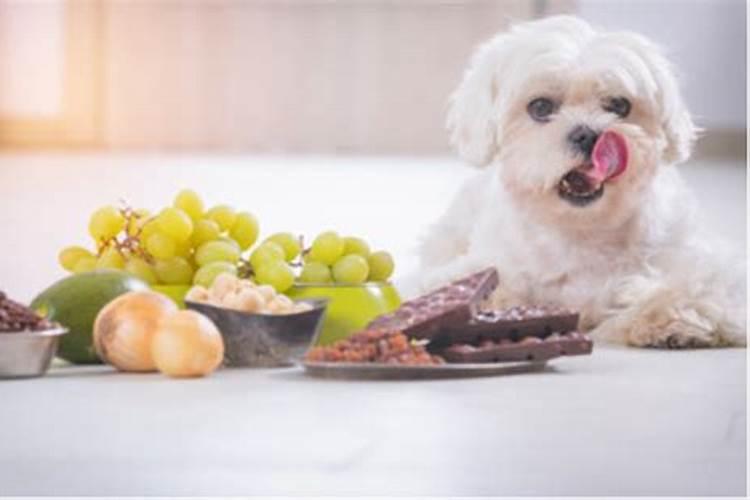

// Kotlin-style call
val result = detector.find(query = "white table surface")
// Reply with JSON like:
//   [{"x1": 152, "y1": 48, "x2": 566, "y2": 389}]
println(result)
[
  {"x1": 0, "y1": 346, "x2": 745, "y2": 496},
  {"x1": 0, "y1": 154, "x2": 746, "y2": 496}
]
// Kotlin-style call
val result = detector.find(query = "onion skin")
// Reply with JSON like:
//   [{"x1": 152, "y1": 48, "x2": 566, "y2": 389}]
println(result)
[
  {"x1": 93, "y1": 291, "x2": 178, "y2": 372},
  {"x1": 151, "y1": 310, "x2": 224, "y2": 378}
]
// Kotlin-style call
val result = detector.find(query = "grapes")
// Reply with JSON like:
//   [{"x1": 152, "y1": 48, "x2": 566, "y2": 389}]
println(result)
[
  {"x1": 174, "y1": 189, "x2": 204, "y2": 221},
  {"x1": 89, "y1": 206, "x2": 125, "y2": 241},
  {"x1": 72, "y1": 256, "x2": 97, "y2": 274},
  {"x1": 367, "y1": 251, "x2": 394, "y2": 281},
  {"x1": 249, "y1": 241, "x2": 285, "y2": 270},
  {"x1": 206, "y1": 205, "x2": 237, "y2": 232},
  {"x1": 309, "y1": 231, "x2": 344, "y2": 265},
  {"x1": 194, "y1": 262, "x2": 237, "y2": 288},
  {"x1": 157, "y1": 207, "x2": 193, "y2": 242},
  {"x1": 255, "y1": 260, "x2": 295, "y2": 292},
  {"x1": 195, "y1": 240, "x2": 240, "y2": 267},
  {"x1": 154, "y1": 257, "x2": 194, "y2": 285},
  {"x1": 299, "y1": 261, "x2": 332, "y2": 284},
  {"x1": 265, "y1": 232, "x2": 301, "y2": 261},
  {"x1": 59, "y1": 246, "x2": 94, "y2": 272},
  {"x1": 230, "y1": 212, "x2": 260, "y2": 250},
  {"x1": 63, "y1": 189, "x2": 397, "y2": 293},
  {"x1": 140, "y1": 219, "x2": 159, "y2": 242},
  {"x1": 96, "y1": 247, "x2": 125, "y2": 270},
  {"x1": 145, "y1": 232, "x2": 177, "y2": 259},
  {"x1": 219, "y1": 236, "x2": 241, "y2": 251},
  {"x1": 126, "y1": 209, "x2": 150, "y2": 237},
  {"x1": 125, "y1": 257, "x2": 158, "y2": 285},
  {"x1": 343, "y1": 237, "x2": 370, "y2": 257},
  {"x1": 332, "y1": 254, "x2": 369, "y2": 284},
  {"x1": 191, "y1": 219, "x2": 221, "y2": 247}
]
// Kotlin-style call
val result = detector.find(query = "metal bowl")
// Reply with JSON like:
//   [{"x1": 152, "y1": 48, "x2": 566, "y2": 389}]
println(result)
[
  {"x1": 185, "y1": 299, "x2": 327, "y2": 368},
  {"x1": 0, "y1": 327, "x2": 68, "y2": 379}
]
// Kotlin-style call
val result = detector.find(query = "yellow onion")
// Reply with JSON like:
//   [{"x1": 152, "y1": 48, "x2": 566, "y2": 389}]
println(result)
[
  {"x1": 93, "y1": 291, "x2": 178, "y2": 372},
  {"x1": 151, "y1": 310, "x2": 224, "y2": 378}
]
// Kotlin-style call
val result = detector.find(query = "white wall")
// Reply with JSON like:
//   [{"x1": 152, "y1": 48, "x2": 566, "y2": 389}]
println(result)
[{"x1": 578, "y1": 0, "x2": 746, "y2": 130}]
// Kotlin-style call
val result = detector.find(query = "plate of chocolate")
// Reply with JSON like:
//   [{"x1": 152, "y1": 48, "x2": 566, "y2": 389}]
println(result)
[{"x1": 302, "y1": 268, "x2": 593, "y2": 379}]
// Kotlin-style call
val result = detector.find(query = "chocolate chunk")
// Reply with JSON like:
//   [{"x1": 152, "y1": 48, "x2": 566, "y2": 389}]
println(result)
[
  {"x1": 439, "y1": 331, "x2": 593, "y2": 363},
  {"x1": 0, "y1": 291, "x2": 52, "y2": 333},
  {"x1": 436, "y1": 305, "x2": 579, "y2": 344},
  {"x1": 368, "y1": 267, "x2": 499, "y2": 339}
]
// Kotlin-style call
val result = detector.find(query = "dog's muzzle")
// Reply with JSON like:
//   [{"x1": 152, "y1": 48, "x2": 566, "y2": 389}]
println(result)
[{"x1": 558, "y1": 130, "x2": 629, "y2": 207}]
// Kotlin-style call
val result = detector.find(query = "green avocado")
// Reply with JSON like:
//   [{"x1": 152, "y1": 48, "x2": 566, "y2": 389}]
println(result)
[{"x1": 30, "y1": 271, "x2": 148, "y2": 364}]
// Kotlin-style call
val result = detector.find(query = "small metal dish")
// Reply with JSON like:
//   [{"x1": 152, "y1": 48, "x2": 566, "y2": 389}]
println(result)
[
  {"x1": 0, "y1": 327, "x2": 68, "y2": 379},
  {"x1": 185, "y1": 299, "x2": 327, "y2": 368}
]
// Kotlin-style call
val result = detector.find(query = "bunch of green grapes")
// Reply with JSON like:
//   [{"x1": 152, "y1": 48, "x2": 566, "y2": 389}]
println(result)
[
  {"x1": 59, "y1": 191, "x2": 395, "y2": 294},
  {"x1": 249, "y1": 231, "x2": 394, "y2": 292},
  {"x1": 59, "y1": 190, "x2": 259, "y2": 289}
]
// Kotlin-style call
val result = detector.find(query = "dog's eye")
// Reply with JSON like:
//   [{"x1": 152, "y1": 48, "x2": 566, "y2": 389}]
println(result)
[
  {"x1": 527, "y1": 97, "x2": 557, "y2": 122},
  {"x1": 603, "y1": 97, "x2": 631, "y2": 118}
]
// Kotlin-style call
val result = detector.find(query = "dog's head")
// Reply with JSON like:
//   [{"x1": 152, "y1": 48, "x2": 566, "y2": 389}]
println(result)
[{"x1": 447, "y1": 16, "x2": 696, "y2": 228}]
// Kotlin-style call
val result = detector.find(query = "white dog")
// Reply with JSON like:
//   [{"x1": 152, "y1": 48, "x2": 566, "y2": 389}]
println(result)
[{"x1": 416, "y1": 16, "x2": 745, "y2": 348}]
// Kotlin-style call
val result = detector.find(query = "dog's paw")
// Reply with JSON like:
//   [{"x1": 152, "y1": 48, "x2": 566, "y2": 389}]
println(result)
[{"x1": 627, "y1": 319, "x2": 727, "y2": 349}]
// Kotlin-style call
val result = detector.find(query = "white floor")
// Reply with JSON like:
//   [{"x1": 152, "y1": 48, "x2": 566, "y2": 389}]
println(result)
[{"x1": 0, "y1": 153, "x2": 746, "y2": 496}]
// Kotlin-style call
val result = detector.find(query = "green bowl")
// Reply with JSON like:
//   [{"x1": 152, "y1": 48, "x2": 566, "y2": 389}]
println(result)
[
  {"x1": 286, "y1": 282, "x2": 402, "y2": 345},
  {"x1": 152, "y1": 285, "x2": 191, "y2": 308}
]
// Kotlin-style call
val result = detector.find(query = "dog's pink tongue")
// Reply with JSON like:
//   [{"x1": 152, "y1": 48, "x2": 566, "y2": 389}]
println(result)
[{"x1": 591, "y1": 130, "x2": 628, "y2": 182}]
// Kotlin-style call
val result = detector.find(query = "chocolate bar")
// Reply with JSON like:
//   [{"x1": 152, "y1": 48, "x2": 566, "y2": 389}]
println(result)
[
  {"x1": 368, "y1": 267, "x2": 499, "y2": 338},
  {"x1": 440, "y1": 331, "x2": 592, "y2": 363},
  {"x1": 436, "y1": 305, "x2": 579, "y2": 344}
]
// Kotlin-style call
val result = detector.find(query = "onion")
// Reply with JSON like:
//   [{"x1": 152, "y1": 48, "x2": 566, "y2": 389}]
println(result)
[
  {"x1": 151, "y1": 310, "x2": 224, "y2": 378},
  {"x1": 93, "y1": 291, "x2": 178, "y2": 372}
]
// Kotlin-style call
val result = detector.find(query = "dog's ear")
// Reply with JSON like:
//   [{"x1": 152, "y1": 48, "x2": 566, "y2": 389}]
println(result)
[
  {"x1": 623, "y1": 33, "x2": 698, "y2": 165},
  {"x1": 446, "y1": 35, "x2": 506, "y2": 167}
]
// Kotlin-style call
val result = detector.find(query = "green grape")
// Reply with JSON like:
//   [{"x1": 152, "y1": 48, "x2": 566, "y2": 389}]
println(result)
[
  {"x1": 174, "y1": 189, "x2": 204, "y2": 221},
  {"x1": 195, "y1": 240, "x2": 240, "y2": 267},
  {"x1": 342, "y1": 236, "x2": 370, "y2": 257},
  {"x1": 193, "y1": 262, "x2": 237, "y2": 288},
  {"x1": 218, "y1": 236, "x2": 241, "y2": 251},
  {"x1": 230, "y1": 212, "x2": 260, "y2": 250},
  {"x1": 154, "y1": 256, "x2": 194, "y2": 285},
  {"x1": 89, "y1": 206, "x2": 126, "y2": 241},
  {"x1": 72, "y1": 256, "x2": 97, "y2": 274},
  {"x1": 249, "y1": 241, "x2": 285, "y2": 270},
  {"x1": 124, "y1": 257, "x2": 158, "y2": 285},
  {"x1": 298, "y1": 261, "x2": 332, "y2": 284},
  {"x1": 191, "y1": 219, "x2": 221, "y2": 247},
  {"x1": 266, "y1": 232, "x2": 300, "y2": 261},
  {"x1": 308, "y1": 231, "x2": 344, "y2": 265},
  {"x1": 367, "y1": 251, "x2": 395, "y2": 281},
  {"x1": 332, "y1": 254, "x2": 369, "y2": 284},
  {"x1": 157, "y1": 207, "x2": 193, "y2": 242},
  {"x1": 174, "y1": 238, "x2": 193, "y2": 259},
  {"x1": 126, "y1": 209, "x2": 150, "y2": 237},
  {"x1": 59, "y1": 246, "x2": 94, "y2": 272},
  {"x1": 140, "y1": 219, "x2": 159, "y2": 242},
  {"x1": 255, "y1": 260, "x2": 295, "y2": 292},
  {"x1": 206, "y1": 205, "x2": 237, "y2": 232},
  {"x1": 145, "y1": 232, "x2": 177, "y2": 259},
  {"x1": 95, "y1": 247, "x2": 125, "y2": 270}
]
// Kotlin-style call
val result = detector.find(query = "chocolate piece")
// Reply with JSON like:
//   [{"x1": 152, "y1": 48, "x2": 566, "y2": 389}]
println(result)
[
  {"x1": 0, "y1": 291, "x2": 53, "y2": 333},
  {"x1": 436, "y1": 305, "x2": 579, "y2": 344},
  {"x1": 368, "y1": 268, "x2": 499, "y2": 338},
  {"x1": 440, "y1": 331, "x2": 593, "y2": 363}
]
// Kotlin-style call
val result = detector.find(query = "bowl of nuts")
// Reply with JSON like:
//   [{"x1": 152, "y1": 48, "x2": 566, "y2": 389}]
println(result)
[
  {"x1": 184, "y1": 273, "x2": 327, "y2": 367},
  {"x1": 0, "y1": 291, "x2": 68, "y2": 379}
]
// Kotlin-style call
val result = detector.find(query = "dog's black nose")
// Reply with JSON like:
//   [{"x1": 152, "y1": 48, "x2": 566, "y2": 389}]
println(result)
[{"x1": 568, "y1": 125, "x2": 598, "y2": 156}]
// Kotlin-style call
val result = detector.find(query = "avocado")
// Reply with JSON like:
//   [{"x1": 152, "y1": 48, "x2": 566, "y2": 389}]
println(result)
[{"x1": 31, "y1": 271, "x2": 148, "y2": 363}]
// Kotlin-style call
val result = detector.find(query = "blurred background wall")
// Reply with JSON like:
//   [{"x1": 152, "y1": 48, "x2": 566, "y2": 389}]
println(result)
[{"x1": 0, "y1": 0, "x2": 745, "y2": 158}]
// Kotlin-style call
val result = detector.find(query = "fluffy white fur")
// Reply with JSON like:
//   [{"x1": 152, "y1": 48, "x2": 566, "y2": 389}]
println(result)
[{"x1": 415, "y1": 16, "x2": 746, "y2": 348}]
